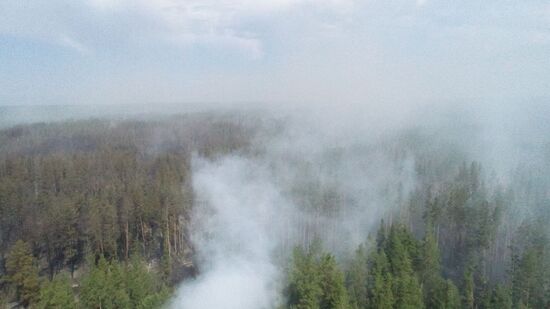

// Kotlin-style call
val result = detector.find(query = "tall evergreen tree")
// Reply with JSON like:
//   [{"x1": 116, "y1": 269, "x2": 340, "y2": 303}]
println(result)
[
  {"x1": 346, "y1": 245, "x2": 368, "y2": 309},
  {"x1": 80, "y1": 255, "x2": 130, "y2": 309},
  {"x1": 319, "y1": 254, "x2": 349, "y2": 309},
  {"x1": 287, "y1": 246, "x2": 322, "y2": 309},
  {"x1": 36, "y1": 275, "x2": 77, "y2": 309},
  {"x1": 420, "y1": 219, "x2": 444, "y2": 308},
  {"x1": 367, "y1": 251, "x2": 394, "y2": 309},
  {"x1": 441, "y1": 279, "x2": 461, "y2": 309},
  {"x1": 489, "y1": 284, "x2": 512, "y2": 309},
  {"x1": 5, "y1": 240, "x2": 41, "y2": 306},
  {"x1": 386, "y1": 225, "x2": 424, "y2": 309}
]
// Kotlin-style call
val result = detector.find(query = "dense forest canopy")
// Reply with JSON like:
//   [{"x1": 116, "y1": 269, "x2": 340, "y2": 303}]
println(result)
[
  {"x1": 2, "y1": 0, "x2": 549, "y2": 307},
  {"x1": 0, "y1": 106, "x2": 549, "y2": 309}
]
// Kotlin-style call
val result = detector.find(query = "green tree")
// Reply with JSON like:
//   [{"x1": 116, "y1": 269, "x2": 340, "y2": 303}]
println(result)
[
  {"x1": 420, "y1": 219, "x2": 445, "y2": 308},
  {"x1": 80, "y1": 255, "x2": 130, "y2": 309},
  {"x1": 440, "y1": 279, "x2": 461, "y2": 309},
  {"x1": 287, "y1": 246, "x2": 322, "y2": 309},
  {"x1": 126, "y1": 256, "x2": 170, "y2": 308},
  {"x1": 36, "y1": 275, "x2": 77, "y2": 309},
  {"x1": 286, "y1": 243, "x2": 351, "y2": 309},
  {"x1": 386, "y1": 225, "x2": 424, "y2": 309},
  {"x1": 489, "y1": 284, "x2": 512, "y2": 309},
  {"x1": 512, "y1": 247, "x2": 544, "y2": 309},
  {"x1": 346, "y1": 245, "x2": 368, "y2": 309},
  {"x1": 376, "y1": 220, "x2": 387, "y2": 252},
  {"x1": 367, "y1": 251, "x2": 394, "y2": 309},
  {"x1": 5, "y1": 240, "x2": 40, "y2": 306},
  {"x1": 319, "y1": 254, "x2": 349, "y2": 309}
]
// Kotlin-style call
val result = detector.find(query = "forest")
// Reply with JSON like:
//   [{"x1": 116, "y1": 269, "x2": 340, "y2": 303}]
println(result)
[
  {"x1": 0, "y1": 113, "x2": 256, "y2": 308},
  {"x1": 0, "y1": 110, "x2": 549, "y2": 309}
]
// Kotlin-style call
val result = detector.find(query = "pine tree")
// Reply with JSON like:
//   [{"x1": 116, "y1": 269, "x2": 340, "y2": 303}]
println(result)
[
  {"x1": 376, "y1": 220, "x2": 387, "y2": 252},
  {"x1": 126, "y1": 256, "x2": 170, "y2": 308},
  {"x1": 490, "y1": 284, "x2": 512, "y2": 309},
  {"x1": 420, "y1": 219, "x2": 443, "y2": 308},
  {"x1": 287, "y1": 246, "x2": 322, "y2": 309},
  {"x1": 386, "y1": 225, "x2": 424, "y2": 309},
  {"x1": 319, "y1": 254, "x2": 349, "y2": 309},
  {"x1": 441, "y1": 279, "x2": 461, "y2": 309},
  {"x1": 137, "y1": 288, "x2": 172, "y2": 309},
  {"x1": 346, "y1": 245, "x2": 368, "y2": 309},
  {"x1": 393, "y1": 272, "x2": 424, "y2": 309},
  {"x1": 80, "y1": 255, "x2": 110, "y2": 308},
  {"x1": 80, "y1": 255, "x2": 130, "y2": 309},
  {"x1": 512, "y1": 247, "x2": 540, "y2": 308},
  {"x1": 36, "y1": 275, "x2": 77, "y2": 309},
  {"x1": 367, "y1": 251, "x2": 394, "y2": 309},
  {"x1": 5, "y1": 240, "x2": 41, "y2": 306},
  {"x1": 109, "y1": 261, "x2": 132, "y2": 308}
]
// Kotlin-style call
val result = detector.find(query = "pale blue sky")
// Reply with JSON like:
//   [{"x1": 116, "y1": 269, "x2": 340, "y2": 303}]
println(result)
[{"x1": 1, "y1": 0, "x2": 549, "y2": 106}]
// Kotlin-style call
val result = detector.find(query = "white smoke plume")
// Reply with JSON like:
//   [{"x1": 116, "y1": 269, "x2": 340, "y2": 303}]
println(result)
[
  {"x1": 169, "y1": 109, "x2": 420, "y2": 309},
  {"x1": 169, "y1": 155, "x2": 293, "y2": 308},
  {"x1": 168, "y1": 101, "x2": 550, "y2": 309}
]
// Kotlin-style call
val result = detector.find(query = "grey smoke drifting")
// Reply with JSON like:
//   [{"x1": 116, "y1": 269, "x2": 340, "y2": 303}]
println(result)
[
  {"x1": 169, "y1": 107, "x2": 423, "y2": 309},
  {"x1": 168, "y1": 100, "x2": 550, "y2": 309},
  {"x1": 170, "y1": 156, "x2": 292, "y2": 308}
]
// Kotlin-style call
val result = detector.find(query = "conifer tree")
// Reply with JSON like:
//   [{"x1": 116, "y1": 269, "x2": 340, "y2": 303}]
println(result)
[
  {"x1": 346, "y1": 245, "x2": 368, "y2": 309},
  {"x1": 490, "y1": 284, "x2": 512, "y2": 309},
  {"x1": 287, "y1": 246, "x2": 322, "y2": 309},
  {"x1": 420, "y1": 219, "x2": 443, "y2": 308},
  {"x1": 386, "y1": 225, "x2": 424, "y2": 309},
  {"x1": 36, "y1": 275, "x2": 77, "y2": 309},
  {"x1": 5, "y1": 240, "x2": 41, "y2": 306},
  {"x1": 80, "y1": 255, "x2": 130, "y2": 309},
  {"x1": 367, "y1": 251, "x2": 394, "y2": 309},
  {"x1": 126, "y1": 256, "x2": 170, "y2": 308},
  {"x1": 319, "y1": 254, "x2": 349, "y2": 309},
  {"x1": 441, "y1": 279, "x2": 461, "y2": 309}
]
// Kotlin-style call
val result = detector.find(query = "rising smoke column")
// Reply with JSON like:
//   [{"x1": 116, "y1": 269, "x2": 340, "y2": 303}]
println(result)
[
  {"x1": 169, "y1": 155, "x2": 294, "y2": 309},
  {"x1": 169, "y1": 110, "x2": 420, "y2": 308}
]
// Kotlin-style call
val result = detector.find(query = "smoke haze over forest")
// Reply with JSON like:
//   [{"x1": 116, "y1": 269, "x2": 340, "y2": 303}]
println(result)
[
  {"x1": 1, "y1": 99, "x2": 549, "y2": 308},
  {"x1": 1, "y1": 1, "x2": 550, "y2": 309}
]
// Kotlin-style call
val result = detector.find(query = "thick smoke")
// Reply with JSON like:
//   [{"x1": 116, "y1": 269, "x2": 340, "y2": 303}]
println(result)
[
  {"x1": 168, "y1": 100, "x2": 550, "y2": 309},
  {"x1": 169, "y1": 108, "x2": 421, "y2": 309},
  {"x1": 169, "y1": 156, "x2": 293, "y2": 308}
]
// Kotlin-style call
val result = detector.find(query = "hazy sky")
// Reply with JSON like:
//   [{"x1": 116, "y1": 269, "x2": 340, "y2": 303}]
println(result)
[{"x1": 1, "y1": 0, "x2": 549, "y2": 106}]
